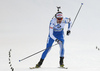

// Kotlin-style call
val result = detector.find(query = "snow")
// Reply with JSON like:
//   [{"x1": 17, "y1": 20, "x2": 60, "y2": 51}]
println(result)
[{"x1": 0, "y1": 0, "x2": 100, "y2": 71}]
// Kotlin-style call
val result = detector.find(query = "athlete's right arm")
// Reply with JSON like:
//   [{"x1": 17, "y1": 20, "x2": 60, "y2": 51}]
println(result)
[{"x1": 49, "y1": 21, "x2": 56, "y2": 40}]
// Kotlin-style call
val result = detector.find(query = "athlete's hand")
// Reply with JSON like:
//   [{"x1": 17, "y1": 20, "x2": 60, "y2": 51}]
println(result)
[
  {"x1": 67, "y1": 30, "x2": 71, "y2": 35},
  {"x1": 55, "y1": 39, "x2": 62, "y2": 44}
]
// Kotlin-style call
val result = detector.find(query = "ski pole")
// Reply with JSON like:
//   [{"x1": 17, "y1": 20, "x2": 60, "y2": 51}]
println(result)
[
  {"x1": 71, "y1": 3, "x2": 83, "y2": 28},
  {"x1": 19, "y1": 43, "x2": 58, "y2": 62}
]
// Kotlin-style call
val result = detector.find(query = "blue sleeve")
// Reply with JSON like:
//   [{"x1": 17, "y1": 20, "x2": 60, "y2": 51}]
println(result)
[
  {"x1": 64, "y1": 17, "x2": 69, "y2": 24},
  {"x1": 68, "y1": 22, "x2": 71, "y2": 30}
]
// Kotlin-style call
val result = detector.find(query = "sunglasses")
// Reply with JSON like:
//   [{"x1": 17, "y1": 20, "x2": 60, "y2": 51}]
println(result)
[{"x1": 57, "y1": 18, "x2": 63, "y2": 20}]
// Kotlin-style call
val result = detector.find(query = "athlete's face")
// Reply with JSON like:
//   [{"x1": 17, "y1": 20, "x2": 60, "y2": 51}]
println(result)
[{"x1": 56, "y1": 17, "x2": 63, "y2": 24}]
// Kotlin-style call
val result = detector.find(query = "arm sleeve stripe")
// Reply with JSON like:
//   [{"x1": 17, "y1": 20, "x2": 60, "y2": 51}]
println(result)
[{"x1": 50, "y1": 27, "x2": 53, "y2": 29}]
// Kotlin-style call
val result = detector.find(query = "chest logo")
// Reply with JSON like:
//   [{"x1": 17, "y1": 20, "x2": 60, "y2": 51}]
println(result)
[{"x1": 57, "y1": 25, "x2": 61, "y2": 28}]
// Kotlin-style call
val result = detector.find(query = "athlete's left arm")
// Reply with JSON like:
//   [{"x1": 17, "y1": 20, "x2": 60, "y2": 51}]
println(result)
[
  {"x1": 68, "y1": 18, "x2": 72, "y2": 30},
  {"x1": 64, "y1": 17, "x2": 72, "y2": 30},
  {"x1": 64, "y1": 18, "x2": 72, "y2": 35}
]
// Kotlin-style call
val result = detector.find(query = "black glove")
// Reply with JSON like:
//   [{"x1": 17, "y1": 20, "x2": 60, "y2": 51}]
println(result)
[
  {"x1": 55, "y1": 39, "x2": 62, "y2": 44},
  {"x1": 67, "y1": 30, "x2": 71, "y2": 35}
]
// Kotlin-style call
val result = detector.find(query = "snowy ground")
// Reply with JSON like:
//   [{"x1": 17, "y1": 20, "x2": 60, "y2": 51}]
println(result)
[
  {"x1": 1, "y1": 35, "x2": 100, "y2": 71},
  {"x1": 0, "y1": 0, "x2": 100, "y2": 71}
]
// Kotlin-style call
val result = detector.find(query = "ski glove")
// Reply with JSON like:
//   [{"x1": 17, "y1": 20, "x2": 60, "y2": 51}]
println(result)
[
  {"x1": 67, "y1": 30, "x2": 71, "y2": 35},
  {"x1": 55, "y1": 39, "x2": 62, "y2": 44}
]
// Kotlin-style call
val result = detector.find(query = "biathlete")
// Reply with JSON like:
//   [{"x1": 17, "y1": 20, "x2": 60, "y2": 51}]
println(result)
[{"x1": 35, "y1": 11, "x2": 72, "y2": 68}]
